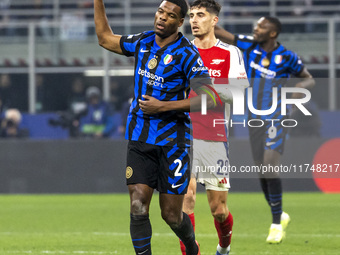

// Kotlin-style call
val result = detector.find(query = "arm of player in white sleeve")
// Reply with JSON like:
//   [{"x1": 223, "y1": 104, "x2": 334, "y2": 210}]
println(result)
[
  {"x1": 214, "y1": 46, "x2": 249, "y2": 104},
  {"x1": 214, "y1": 85, "x2": 233, "y2": 104}
]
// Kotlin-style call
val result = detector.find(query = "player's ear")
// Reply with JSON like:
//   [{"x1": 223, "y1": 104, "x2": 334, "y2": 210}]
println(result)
[
  {"x1": 178, "y1": 17, "x2": 184, "y2": 27},
  {"x1": 212, "y1": 16, "x2": 219, "y2": 27},
  {"x1": 270, "y1": 30, "x2": 277, "y2": 38}
]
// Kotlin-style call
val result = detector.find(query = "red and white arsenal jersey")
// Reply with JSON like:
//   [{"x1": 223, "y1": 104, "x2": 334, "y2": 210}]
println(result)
[{"x1": 190, "y1": 40, "x2": 248, "y2": 141}]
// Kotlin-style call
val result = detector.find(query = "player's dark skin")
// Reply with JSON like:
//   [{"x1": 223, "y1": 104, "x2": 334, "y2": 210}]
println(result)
[
  {"x1": 95, "y1": 0, "x2": 214, "y2": 232},
  {"x1": 128, "y1": 1, "x2": 186, "y2": 229},
  {"x1": 251, "y1": 18, "x2": 314, "y2": 177},
  {"x1": 215, "y1": 17, "x2": 315, "y2": 178},
  {"x1": 95, "y1": 1, "x2": 215, "y2": 253}
]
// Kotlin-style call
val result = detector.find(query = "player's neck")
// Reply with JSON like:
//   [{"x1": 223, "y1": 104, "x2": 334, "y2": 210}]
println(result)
[
  {"x1": 193, "y1": 33, "x2": 217, "y2": 49},
  {"x1": 260, "y1": 39, "x2": 278, "y2": 53},
  {"x1": 155, "y1": 32, "x2": 179, "y2": 48}
]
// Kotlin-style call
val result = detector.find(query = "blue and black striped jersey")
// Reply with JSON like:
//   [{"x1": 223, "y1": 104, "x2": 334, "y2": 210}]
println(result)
[
  {"x1": 235, "y1": 34, "x2": 304, "y2": 120},
  {"x1": 120, "y1": 31, "x2": 211, "y2": 147}
]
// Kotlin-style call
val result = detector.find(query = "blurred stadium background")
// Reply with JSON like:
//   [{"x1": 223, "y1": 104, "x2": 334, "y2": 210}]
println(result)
[
  {"x1": 0, "y1": 0, "x2": 339, "y2": 192},
  {"x1": 0, "y1": 1, "x2": 339, "y2": 254}
]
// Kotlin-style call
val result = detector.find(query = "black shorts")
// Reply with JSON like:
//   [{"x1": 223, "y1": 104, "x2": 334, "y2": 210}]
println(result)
[
  {"x1": 126, "y1": 140, "x2": 191, "y2": 195},
  {"x1": 248, "y1": 118, "x2": 287, "y2": 163}
]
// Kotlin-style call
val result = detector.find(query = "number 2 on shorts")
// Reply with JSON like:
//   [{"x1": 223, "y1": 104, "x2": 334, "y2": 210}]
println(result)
[{"x1": 174, "y1": 159, "x2": 183, "y2": 177}]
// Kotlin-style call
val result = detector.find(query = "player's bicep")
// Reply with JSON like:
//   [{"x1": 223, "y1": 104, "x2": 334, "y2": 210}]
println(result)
[{"x1": 98, "y1": 33, "x2": 123, "y2": 55}]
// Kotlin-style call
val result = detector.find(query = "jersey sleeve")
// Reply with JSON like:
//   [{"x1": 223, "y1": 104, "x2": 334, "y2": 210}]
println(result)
[
  {"x1": 214, "y1": 45, "x2": 249, "y2": 104},
  {"x1": 234, "y1": 34, "x2": 255, "y2": 51},
  {"x1": 228, "y1": 46, "x2": 249, "y2": 89},
  {"x1": 119, "y1": 32, "x2": 144, "y2": 57},
  {"x1": 184, "y1": 50, "x2": 211, "y2": 91},
  {"x1": 286, "y1": 51, "x2": 304, "y2": 76}
]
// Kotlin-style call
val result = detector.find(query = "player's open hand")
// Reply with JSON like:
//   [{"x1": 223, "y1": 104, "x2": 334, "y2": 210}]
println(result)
[{"x1": 139, "y1": 95, "x2": 164, "y2": 115}]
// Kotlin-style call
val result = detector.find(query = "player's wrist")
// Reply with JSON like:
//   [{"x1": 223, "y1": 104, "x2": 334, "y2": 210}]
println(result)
[{"x1": 162, "y1": 101, "x2": 176, "y2": 112}]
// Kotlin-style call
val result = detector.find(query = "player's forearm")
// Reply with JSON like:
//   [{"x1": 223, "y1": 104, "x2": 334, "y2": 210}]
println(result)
[
  {"x1": 94, "y1": 0, "x2": 111, "y2": 44},
  {"x1": 94, "y1": 0, "x2": 122, "y2": 53},
  {"x1": 160, "y1": 96, "x2": 215, "y2": 112},
  {"x1": 292, "y1": 68, "x2": 315, "y2": 99},
  {"x1": 158, "y1": 99, "x2": 190, "y2": 112},
  {"x1": 296, "y1": 68, "x2": 315, "y2": 90},
  {"x1": 139, "y1": 94, "x2": 214, "y2": 115},
  {"x1": 295, "y1": 77, "x2": 315, "y2": 90},
  {"x1": 215, "y1": 25, "x2": 235, "y2": 45}
]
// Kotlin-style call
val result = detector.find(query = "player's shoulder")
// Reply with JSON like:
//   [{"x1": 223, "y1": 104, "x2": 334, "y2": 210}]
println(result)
[
  {"x1": 140, "y1": 30, "x2": 155, "y2": 40},
  {"x1": 217, "y1": 40, "x2": 241, "y2": 52},
  {"x1": 277, "y1": 43, "x2": 296, "y2": 56},
  {"x1": 215, "y1": 40, "x2": 230, "y2": 50},
  {"x1": 277, "y1": 43, "x2": 301, "y2": 60},
  {"x1": 180, "y1": 34, "x2": 197, "y2": 48},
  {"x1": 175, "y1": 34, "x2": 200, "y2": 54},
  {"x1": 124, "y1": 30, "x2": 154, "y2": 43},
  {"x1": 216, "y1": 40, "x2": 243, "y2": 60}
]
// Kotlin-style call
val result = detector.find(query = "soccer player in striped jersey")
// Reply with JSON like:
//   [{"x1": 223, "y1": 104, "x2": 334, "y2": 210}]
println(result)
[
  {"x1": 215, "y1": 17, "x2": 315, "y2": 243},
  {"x1": 94, "y1": 0, "x2": 216, "y2": 254},
  {"x1": 178, "y1": 1, "x2": 249, "y2": 255}
]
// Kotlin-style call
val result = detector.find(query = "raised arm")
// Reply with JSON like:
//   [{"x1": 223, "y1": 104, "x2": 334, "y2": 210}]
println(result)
[
  {"x1": 94, "y1": 0, "x2": 123, "y2": 54},
  {"x1": 214, "y1": 25, "x2": 236, "y2": 45}
]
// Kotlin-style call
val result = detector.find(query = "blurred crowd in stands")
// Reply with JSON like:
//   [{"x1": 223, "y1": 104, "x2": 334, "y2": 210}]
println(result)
[
  {"x1": 1, "y1": 0, "x2": 339, "y2": 36},
  {"x1": 0, "y1": 108, "x2": 29, "y2": 138},
  {"x1": 0, "y1": 72, "x2": 133, "y2": 139}
]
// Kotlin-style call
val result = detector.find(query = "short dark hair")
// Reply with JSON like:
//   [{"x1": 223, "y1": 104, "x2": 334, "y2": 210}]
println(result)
[
  {"x1": 264, "y1": 16, "x2": 282, "y2": 37},
  {"x1": 190, "y1": 0, "x2": 221, "y2": 16},
  {"x1": 163, "y1": 0, "x2": 189, "y2": 18}
]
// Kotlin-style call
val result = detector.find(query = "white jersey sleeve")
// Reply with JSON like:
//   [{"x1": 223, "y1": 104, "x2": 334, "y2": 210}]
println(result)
[{"x1": 215, "y1": 45, "x2": 249, "y2": 104}]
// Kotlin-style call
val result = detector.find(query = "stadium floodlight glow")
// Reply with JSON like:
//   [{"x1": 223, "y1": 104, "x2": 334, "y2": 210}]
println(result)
[{"x1": 84, "y1": 68, "x2": 134, "y2": 77}]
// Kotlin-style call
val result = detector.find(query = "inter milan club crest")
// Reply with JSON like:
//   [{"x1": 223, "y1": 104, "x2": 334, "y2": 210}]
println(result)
[
  {"x1": 164, "y1": 54, "x2": 173, "y2": 65},
  {"x1": 126, "y1": 166, "x2": 133, "y2": 179},
  {"x1": 148, "y1": 58, "x2": 158, "y2": 69},
  {"x1": 261, "y1": 58, "x2": 270, "y2": 67}
]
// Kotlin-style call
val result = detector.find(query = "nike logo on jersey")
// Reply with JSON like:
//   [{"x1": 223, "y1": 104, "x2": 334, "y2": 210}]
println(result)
[
  {"x1": 140, "y1": 48, "x2": 149, "y2": 53},
  {"x1": 171, "y1": 183, "x2": 183, "y2": 189},
  {"x1": 254, "y1": 49, "x2": 262, "y2": 55},
  {"x1": 266, "y1": 141, "x2": 276, "y2": 147},
  {"x1": 211, "y1": 59, "x2": 225, "y2": 65}
]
